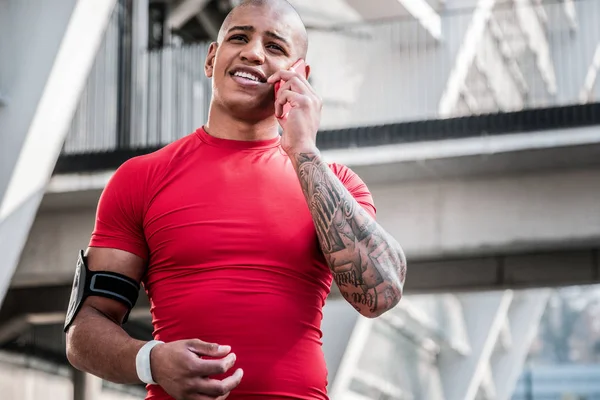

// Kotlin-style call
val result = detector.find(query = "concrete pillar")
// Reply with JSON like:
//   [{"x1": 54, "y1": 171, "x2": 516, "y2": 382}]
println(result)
[{"x1": 73, "y1": 368, "x2": 102, "y2": 400}]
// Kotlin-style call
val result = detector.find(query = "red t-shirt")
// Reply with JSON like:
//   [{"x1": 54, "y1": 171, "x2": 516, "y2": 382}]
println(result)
[{"x1": 89, "y1": 127, "x2": 376, "y2": 400}]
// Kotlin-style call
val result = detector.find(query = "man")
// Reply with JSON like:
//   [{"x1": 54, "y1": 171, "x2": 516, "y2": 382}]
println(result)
[{"x1": 64, "y1": 0, "x2": 407, "y2": 399}]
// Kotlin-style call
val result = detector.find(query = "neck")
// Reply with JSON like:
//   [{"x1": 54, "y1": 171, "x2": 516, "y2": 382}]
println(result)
[{"x1": 204, "y1": 102, "x2": 280, "y2": 142}]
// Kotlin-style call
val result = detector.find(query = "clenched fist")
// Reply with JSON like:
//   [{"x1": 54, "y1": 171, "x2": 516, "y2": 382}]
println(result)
[{"x1": 150, "y1": 339, "x2": 243, "y2": 400}]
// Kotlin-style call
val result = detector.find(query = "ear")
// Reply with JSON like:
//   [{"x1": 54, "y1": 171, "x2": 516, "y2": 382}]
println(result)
[
  {"x1": 204, "y1": 42, "x2": 218, "y2": 78},
  {"x1": 304, "y1": 64, "x2": 311, "y2": 80}
]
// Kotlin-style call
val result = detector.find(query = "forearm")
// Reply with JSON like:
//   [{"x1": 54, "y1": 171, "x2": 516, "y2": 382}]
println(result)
[
  {"x1": 66, "y1": 307, "x2": 146, "y2": 384},
  {"x1": 291, "y1": 151, "x2": 407, "y2": 317}
]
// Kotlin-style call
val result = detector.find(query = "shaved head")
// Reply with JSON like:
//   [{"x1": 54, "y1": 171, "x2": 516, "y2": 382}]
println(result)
[{"x1": 218, "y1": 0, "x2": 308, "y2": 58}]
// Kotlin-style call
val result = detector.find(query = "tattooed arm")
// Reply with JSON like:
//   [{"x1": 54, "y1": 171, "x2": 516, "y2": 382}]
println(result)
[
  {"x1": 268, "y1": 65, "x2": 406, "y2": 316},
  {"x1": 290, "y1": 151, "x2": 407, "y2": 318}
]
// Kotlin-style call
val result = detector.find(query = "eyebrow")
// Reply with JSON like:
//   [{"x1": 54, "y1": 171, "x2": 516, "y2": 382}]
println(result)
[{"x1": 227, "y1": 25, "x2": 290, "y2": 46}]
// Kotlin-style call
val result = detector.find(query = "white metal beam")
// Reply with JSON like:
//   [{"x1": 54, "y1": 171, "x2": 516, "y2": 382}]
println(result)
[
  {"x1": 498, "y1": 319, "x2": 513, "y2": 351},
  {"x1": 563, "y1": 0, "x2": 578, "y2": 31},
  {"x1": 328, "y1": 317, "x2": 375, "y2": 400},
  {"x1": 196, "y1": 11, "x2": 220, "y2": 39},
  {"x1": 438, "y1": 291, "x2": 513, "y2": 400},
  {"x1": 351, "y1": 370, "x2": 407, "y2": 399},
  {"x1": 167, "y1": 0, "x2": 211, "y2": 30},
  {"x1": 491, "y1": 290, "x2": 551, "y2": 400},
  {"x1": 480, "y1": 363, "x2": 497, "y2": 400},
  {"x1": 579, "y1": 43, "x2": 600, "y2": 104},
  {"x1": 487, "y1": 15, "x2": 529, "y2": 97},
  {"x1": 397, "y1": 0, "x2": 442, "y2": 41},
  {"x1": 439, "y1": 0, "x2": 497, "y2": 116},
  {"x1": 514, "y1": 0, "x2": 557, "y2": 95},
  {"x1": 0, "y1": 0, "x2": 117, "y2": 307}
]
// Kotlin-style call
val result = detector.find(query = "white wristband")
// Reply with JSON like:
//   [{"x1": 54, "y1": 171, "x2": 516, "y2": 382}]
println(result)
[{"x1": 136, "y1": 340, "x2": 164, "y2": 385}]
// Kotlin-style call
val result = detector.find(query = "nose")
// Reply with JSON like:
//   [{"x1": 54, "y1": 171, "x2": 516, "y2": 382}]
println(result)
[{"x1": 240, "y1": 39, "x2": 265, "y2": 65}]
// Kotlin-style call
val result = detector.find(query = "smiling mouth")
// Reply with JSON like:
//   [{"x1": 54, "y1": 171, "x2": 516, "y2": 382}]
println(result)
[{"x1": 230, "y1": 70, "x2": 266, "y2": 83}]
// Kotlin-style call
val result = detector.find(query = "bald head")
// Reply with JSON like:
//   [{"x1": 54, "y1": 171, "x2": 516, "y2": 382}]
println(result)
[{"x1": 217, "y1": 0, "x2": 308, "y2": 58}]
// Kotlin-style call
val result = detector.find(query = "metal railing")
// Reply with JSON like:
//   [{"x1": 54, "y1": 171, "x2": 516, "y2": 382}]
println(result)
[
  {"x1": 141, "y1": 44, "x2": 212, "y2": 149},
  {"x1": 62, "y1": 3, "x2": 121, "y2": 154},
  {"x1": 62, "y1": 0, "x2": 600, "y2": 156}
]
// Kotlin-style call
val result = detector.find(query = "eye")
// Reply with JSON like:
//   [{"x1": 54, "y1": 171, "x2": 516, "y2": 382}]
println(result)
[
  {"x1": 229, "y1": 34, "x2": 247, "y2": 42},
  {"x1": 267, "y1": 43, "x2": 285, "y2": 54}
]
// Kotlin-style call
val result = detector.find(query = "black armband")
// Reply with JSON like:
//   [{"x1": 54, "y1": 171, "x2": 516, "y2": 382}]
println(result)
[{"x1": 64, "y1": 250, "x2": 140, "y2": 332}]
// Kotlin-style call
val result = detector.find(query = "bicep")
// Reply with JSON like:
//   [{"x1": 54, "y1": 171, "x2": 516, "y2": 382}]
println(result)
[{"x1": 78, "y1": 247, "x2": 146, "y2": 325}]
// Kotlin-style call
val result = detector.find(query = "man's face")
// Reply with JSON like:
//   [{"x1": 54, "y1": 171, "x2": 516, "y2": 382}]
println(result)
[{"x1": 205, "y1": 5, "x2": 307, "y2": 120}]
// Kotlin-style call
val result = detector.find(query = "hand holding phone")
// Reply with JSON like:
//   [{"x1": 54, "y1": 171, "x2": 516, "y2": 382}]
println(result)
[
  {"x1": 267, "y1": 59, "x2": 321, "y2": 155},
  {"x1": 274, "y1": 59, "x2": 308, "y2": 121}
]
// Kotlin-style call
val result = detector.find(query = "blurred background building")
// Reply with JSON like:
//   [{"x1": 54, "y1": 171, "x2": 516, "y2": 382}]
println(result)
[{"x1": 1, "y1": 0, "x2": 600, "y2": 399}]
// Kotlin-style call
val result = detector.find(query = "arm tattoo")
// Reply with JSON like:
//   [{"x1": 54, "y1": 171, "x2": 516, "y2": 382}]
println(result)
[{"x1": 293, "y1": 152, "x2": 407, "y2": 317}]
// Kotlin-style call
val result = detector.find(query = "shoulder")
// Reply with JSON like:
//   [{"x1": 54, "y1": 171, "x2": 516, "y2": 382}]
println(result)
[
  {"x1": 327, "y1": 162, "x2": 377, "y2": 218},
  {"x1": 112, "y1": 133, "x2": 200, "y2": 183},
  {"x1": 327, "y1": 162, "x2": 367, "y2": 189}
]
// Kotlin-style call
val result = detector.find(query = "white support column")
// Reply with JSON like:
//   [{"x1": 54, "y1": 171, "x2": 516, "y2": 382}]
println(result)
[
  {"x1": 438, "y1": 290, "x2": 513, "y2": 400},
  {"x1": 491, "y1": 289, "x2": 551, "y2": 400},
  {"x1": 0, "y1": 0, "x2": 117, "y2": 306},
  {"x1": 131, "y1": 0, "x2": 150, "y2": 147}
]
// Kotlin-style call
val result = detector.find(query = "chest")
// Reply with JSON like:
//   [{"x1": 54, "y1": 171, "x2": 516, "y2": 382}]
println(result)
[{"x1": 143, "y1": 152, "x2": 321, "y2": 268}]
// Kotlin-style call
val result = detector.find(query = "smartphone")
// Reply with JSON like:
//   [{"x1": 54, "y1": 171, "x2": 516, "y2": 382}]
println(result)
[{"x1": 274, "y1": 59, "x2": 307, "y2": 120}]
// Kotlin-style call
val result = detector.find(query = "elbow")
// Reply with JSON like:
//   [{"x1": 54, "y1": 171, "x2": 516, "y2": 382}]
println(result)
[
  {"x1": 360, "y1": 306, "x2": 393, "y2": 319},
  {"x1": 362, "y1": 287, "x2": 404, "y2": 319},
  {"x1": 361, "y1": 309, "x2": 385, "y2": 319},
  {"x1": 65, "y1": 328, "x2": 83, "y2": 371}
]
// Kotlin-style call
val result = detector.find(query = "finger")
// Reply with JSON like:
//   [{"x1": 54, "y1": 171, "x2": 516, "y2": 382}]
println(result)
[
  {"x1": 271, "y1": 73, "x2": 316, "y2": 98},
  {"x1": 275, "y1": 95, "x2": 284, "y2": 119},
  {"x1": 279, "y1": 77, "x2": 313, "y2": 97},
  {"x1": 194, "y1": 353, "x2": 238, "y2": 376},
  {"x1": 275, "y1": 90, "x2": 310, "y2": 117},
  {"x1": 187, "y1": 339, "x2": 231, "y2": 357},
  {"x1": 196, "y1": 368, "x2": 244, "y2": 397},
  {"x1": 267, "y1": 70, "x2": 291, "y2": 83},
  {"x1": 268, "y1": 70, "x2": 310, "y2": 87}
]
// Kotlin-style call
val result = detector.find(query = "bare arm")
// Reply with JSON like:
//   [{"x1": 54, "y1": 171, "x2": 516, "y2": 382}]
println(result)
[
  {"x1": 291, "y1": 151, "x2": 407, "y2": 318},
  {"x1": 65, "y1": 247, "x2": 147, "y2": 384}
]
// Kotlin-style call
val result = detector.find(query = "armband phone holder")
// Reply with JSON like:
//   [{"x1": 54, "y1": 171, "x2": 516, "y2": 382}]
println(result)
[{"x1": 64, "y1": 250, "x2": 140, "y2": 332}]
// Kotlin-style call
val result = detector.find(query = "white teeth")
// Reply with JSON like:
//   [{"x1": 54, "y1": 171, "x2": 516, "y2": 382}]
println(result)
[{"x1": 234, "y1": 71, "x2": 260, "y2": 82}]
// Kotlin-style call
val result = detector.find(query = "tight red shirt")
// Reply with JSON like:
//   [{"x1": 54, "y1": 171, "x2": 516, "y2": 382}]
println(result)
[{"x1": 89, "y1": 127, "x2": 376, "y2": 400}]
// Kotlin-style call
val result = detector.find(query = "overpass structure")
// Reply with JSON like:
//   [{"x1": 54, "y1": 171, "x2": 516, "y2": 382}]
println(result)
[{"x1": 1, "y1": 0, "x2": 600, "y2": 399}]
